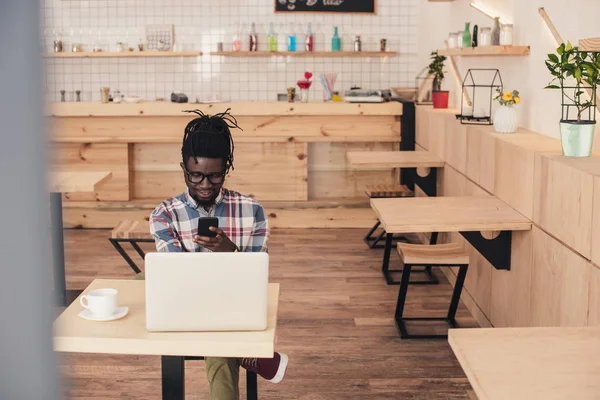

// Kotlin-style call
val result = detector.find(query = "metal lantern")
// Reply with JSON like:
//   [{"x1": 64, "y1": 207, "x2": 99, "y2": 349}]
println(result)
[{"x1": 456, "y1": 69, "x2": 503, "y2": 125}]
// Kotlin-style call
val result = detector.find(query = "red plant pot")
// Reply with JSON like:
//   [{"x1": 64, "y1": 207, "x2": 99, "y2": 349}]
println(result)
[{"x1": 432, "y1": 91, "x2": 449, "y2": 109}]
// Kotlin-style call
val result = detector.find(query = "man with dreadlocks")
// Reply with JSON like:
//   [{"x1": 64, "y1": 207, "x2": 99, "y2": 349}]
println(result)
[{"x1": 149, "y1": 109, "x2": 288, "y2": 399}]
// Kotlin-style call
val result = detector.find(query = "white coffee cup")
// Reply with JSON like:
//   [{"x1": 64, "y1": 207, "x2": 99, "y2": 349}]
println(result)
[{"x1": 80, "y1": 288, "x2": 118, "y2": 318}]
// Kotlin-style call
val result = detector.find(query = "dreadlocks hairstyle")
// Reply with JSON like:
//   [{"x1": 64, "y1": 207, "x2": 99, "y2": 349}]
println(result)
[{"x1": 181, "y1": 108, "x2": 241, "y2": 174}]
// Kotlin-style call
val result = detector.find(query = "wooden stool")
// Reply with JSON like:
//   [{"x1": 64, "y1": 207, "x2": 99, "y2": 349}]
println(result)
[
  {"x1": 109, "y1": 220, "x2": 154, "y2": 274},
  {"x1": 364, "y1": 184, "x2": 414, "y2": 249},
  {"x1": 394, "y1": 242, "x2": 469, "y2": 339}
]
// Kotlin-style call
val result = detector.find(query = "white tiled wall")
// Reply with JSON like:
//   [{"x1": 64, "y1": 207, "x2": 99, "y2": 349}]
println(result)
[{"x1": 42, "y1": 0, "x2": 420, "y2": 103}]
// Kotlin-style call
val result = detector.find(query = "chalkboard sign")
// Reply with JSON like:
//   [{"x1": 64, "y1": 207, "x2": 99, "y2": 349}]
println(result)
[{"x1": 275, "y1": 0, "x2": 376, "y2": 14}]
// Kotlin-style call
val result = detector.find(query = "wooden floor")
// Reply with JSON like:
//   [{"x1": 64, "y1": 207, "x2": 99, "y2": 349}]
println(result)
[{"x1": 59, "y1": 228, "x2": 476, "y2": 399}]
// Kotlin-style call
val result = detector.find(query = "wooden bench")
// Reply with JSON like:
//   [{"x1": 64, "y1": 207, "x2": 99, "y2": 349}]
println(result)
[
  {"x1": 363, "y1": 184, "x2": 414, "y2": 249},
  {"x1": 109, "y1": 220, "x2": 153, "y2": 274},
  {"x1": 394, "y1": 242, "x2": 469, "y2": 339}
]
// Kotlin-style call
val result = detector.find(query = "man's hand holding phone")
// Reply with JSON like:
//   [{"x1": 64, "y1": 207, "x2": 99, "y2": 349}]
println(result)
[
  {"x1": 194, "y1": 217, "x2": 238, "y2": 252},
  {"x1": 194, "y1": 226, "x2": 237, "y2": 252}
]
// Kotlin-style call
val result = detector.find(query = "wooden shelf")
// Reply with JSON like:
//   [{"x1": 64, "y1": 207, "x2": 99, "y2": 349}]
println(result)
[
  {"x1": 210, "y1": 51, "x2": 397, "y2": 58},
  {"x1": 579, "y1": 38, "x2": 600, "y2": 52},
  {"x1": 43, "y1": 51, "x2": 202, "y2": 58},
  {"x1": 438, "y1": 46, "x2": 531, "y2": 57}
]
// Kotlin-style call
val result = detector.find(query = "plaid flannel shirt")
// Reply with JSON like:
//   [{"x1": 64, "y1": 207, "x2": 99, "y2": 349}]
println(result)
[{"x1": 149, "y1": 188, "x2": 269, "y2": 253}]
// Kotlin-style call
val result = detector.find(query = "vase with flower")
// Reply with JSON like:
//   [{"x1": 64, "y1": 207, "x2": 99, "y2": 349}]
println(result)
[
  {"x1": 297, "y1": 72, "x2": 313, "y2": 103},
  {"x1": 493, "y1": 88, "x2": 521, "y2": 133}
]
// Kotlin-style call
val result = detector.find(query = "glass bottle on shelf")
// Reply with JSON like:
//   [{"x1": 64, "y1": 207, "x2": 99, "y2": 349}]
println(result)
[
  {"x1": 472, "y1": 24, "x2": 478, "y2": 47},
  {"x1": 331, "y1": 26, "x2": 341, "y2": 51},
  {"x1": 500, "y1": 23, "x2": 514, "y2": 45},
  {"x1": 249, "y1": 22, "x2": 258, "y2": 51},
  {"x1": 448, "y1": 32, "x2": 458, "y2": 48},
  {"x1": 268, "y1": 22, "x2": 277, "y2": 51},
  {"x1": 305, "y1": 22, "x2": 314, "y2": 52},
  {"x1": 456, "y1": 31, "x2": 464, "y2": 48},
  {"x1": 462, "y1": 22, "x2": 472, "y2": 48},
  {"x1": 288, "y1": 23, "x2": 296, "y2": 51},
  {"x1": 232, "y1": 23, "x2": 241, "y2": 51},
  {"x1": 479, "y1": 27, "x2": 491, "y2": 46},
  {"x1": 491, "y1": 17, "x2": 501, "y2": 45}
]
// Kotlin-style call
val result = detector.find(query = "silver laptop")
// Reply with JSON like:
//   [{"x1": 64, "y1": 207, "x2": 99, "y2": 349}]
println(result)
[{"x1": 144, "y1": 252, "x2": 269, "y2": 332}]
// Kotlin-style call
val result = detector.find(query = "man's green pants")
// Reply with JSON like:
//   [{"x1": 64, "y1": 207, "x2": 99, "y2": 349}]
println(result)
[{"x1": 135, "y1": 272, "x2": 241, "y2": 400}]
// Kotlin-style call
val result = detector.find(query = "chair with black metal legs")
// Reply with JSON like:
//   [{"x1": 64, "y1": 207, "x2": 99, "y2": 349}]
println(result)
[
  {"x1": 393, "y1": 242, "x2": 469, "y2": 339},
  {"x1": 363, "y1": 183, "x2": 414, "y2": 249}
]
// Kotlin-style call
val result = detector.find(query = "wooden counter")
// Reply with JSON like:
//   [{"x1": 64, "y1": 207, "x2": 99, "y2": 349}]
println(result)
[
  {"x1": 48, "y1": 101, "x2": 404, "y2": 228},
  {"x1": 415, "y1": 105, "x2": 600, "y2": 330}
]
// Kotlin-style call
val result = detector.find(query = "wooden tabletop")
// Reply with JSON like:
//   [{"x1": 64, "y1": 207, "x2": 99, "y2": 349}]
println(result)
[
  {"x1": 370, "y1": 196, "x2": 532, "y2": 233},
  {"x1": 49, "y1": 171, "x2": 112, "y2": 193},
  {"x1": 54, "y1": 279, "x2": 280, "y2": 358},
  {"x1": 347, "y1": 151, "x2": 445, "y2": 168},
  {"x1": 449, "y1": 327, "x2": 600, "y2": 400}
]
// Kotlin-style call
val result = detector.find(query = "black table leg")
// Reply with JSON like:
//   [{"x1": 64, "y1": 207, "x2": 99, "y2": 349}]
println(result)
[
  {"x1": 50, "y1": 192, "x2": 66, "y2": 307},
  {"x1": 162, "y1": 356, "x2": 185, "y2": 400},
  {"x1": 246, "y1": 370, "x2": 258, "y2": 400},
  {"x1": 381, "y1": 233, "x2": 394, "y2": 284}
]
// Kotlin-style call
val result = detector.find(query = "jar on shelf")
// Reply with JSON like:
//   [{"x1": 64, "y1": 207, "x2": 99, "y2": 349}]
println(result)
[
  {"x1": 500, "y1": 24, "x2": 514, "y2": 45},
  {"x1": 448, "y1": 32, "x2": 459, "y2": 48},
  {"x1": 456, "y1": 31, "x2": 465, "y2": 48},
  {"x1": 479, "y1": 27, "x2": 492, "y2": 46}
]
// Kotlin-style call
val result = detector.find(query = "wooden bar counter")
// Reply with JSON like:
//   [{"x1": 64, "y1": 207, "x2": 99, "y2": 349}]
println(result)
[{"x1": 47, "y1": 101, "x2": 403, "y2": 228}]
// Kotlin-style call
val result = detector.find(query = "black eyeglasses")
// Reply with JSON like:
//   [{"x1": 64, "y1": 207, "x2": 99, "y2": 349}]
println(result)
[{"x1": 183, "y1": 168, "x2": 226, "y2": 185}]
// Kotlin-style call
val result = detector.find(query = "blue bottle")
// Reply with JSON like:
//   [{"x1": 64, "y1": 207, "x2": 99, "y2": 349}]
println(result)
[
  {"x1": 288, "y1": 24, "x2": 297, "y2": 51},
  {"x1": 331, "y1": 26, "x2": 341, "y2": 51}
]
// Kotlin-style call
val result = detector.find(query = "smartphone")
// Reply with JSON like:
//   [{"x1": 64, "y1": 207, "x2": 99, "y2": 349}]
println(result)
[{"x1": 197, "y1": 217, "x2": 219, "y2": 238}]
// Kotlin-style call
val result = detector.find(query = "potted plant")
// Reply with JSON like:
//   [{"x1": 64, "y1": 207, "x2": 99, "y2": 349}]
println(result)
[
  {"x1": 545, "y1": 41, "x2": 600, "y2": 157},
  {"x1": 428, "y1": 51, "x2": 449, "y2": 109},
  {"x1": 493, "y1": 88, "x2": 521, "y2": 133}
]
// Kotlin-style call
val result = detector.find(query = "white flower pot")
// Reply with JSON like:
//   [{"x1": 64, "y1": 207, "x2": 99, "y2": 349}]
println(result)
[
  {"x1": 493, "y1": 105, "x2": 518, "y2": 133},
  {"x1": 559, "y1": 120, "x2": 596, "y2": 157}
]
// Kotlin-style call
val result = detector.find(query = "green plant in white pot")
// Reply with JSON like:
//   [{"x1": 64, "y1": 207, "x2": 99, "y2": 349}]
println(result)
[{"x1": 545, "y1": 41, "x2": 600, "y2": 157}]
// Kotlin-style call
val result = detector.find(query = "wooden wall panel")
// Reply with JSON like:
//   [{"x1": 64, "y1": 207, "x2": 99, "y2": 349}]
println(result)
[
  {"x1": 466, "y1": 127, "x2": 495, "y2": 193},
  {"x1": 308, "y1": 142, "x2": 397, "y2": 199},
  {"x1": 132, "y1": 142, "x2": 307, "y2": 202},
  {"x1": 462, "y1": 179, "x2": 493, "y2": 320},
  {"x1": 427, "y1": 112, "x2": 446, "y2": 159},
  {"x1": 439, "y1": 165, "x2": 468, "y2": 246},
  {"x1": 50, "y1": 143, "x2": 131, "y2": 201},
  {"x1": 415, "y1": 106, "x2": 430, "y2": 150},
  {"x1": 533, "y1": 154, "x2": 594, "y2": 259},
  {"x1": 444, "y1": 117, "x2": 467, "y2": 174},
  {"x1": 592, "y1": 176, "x2": 600, "y2": 266},
  {"x1": 62, "y1": 205, "x2": 376, "y2": 229},
  {"x1": 589, "y1": 264, "x2": 600, "y2": 326},
  {"x1": 494, "y1": 138, "x2": 535, "y2": 219},
  {"x1": 530, "y1": 227, "x2": 591, "y2": 326},
  {"x1": 490, "y1": 231, "x2": 533, "y2": 327},
  {"x1": 50, "y1": 115, "x2": 400, "y2": 143}
]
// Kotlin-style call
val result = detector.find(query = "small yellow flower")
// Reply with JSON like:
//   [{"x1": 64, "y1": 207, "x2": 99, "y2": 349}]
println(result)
[
  {"x1": 502, "y1": 92, "x2": 513, "y2": 101},
  {"x1": 514, "y1": 96, "x2": 521, "y2": 104}
]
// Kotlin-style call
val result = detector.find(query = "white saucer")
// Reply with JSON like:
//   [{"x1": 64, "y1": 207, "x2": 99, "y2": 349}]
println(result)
[{"x1": 78, "y1": 306, "x2": 129, "y2": 322}]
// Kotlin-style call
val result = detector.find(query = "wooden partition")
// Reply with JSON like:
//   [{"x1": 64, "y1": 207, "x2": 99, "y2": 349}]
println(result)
[
  {"x1": 48, "y1": 101, "x2": 402, "y2": 228},
  {"x1": 416, "y1": 106, "x2": 600, "y2": 328}
]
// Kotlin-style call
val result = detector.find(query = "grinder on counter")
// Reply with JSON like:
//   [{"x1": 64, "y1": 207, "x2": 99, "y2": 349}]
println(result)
[{"x1": 170, "y1": 92, "x2": 188, "y2": 103}]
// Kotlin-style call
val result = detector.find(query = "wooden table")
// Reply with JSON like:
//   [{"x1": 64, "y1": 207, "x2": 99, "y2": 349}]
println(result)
[
  {"x1": 370, "y1": 197, "x2": 531, "y2": 282},
  {"x1": 449, "y1": 327, "x2": 600, "y2": 400},
  {"x1": 54, "y1": 279, "x2": 280, "y2": 400},
  {"x1": 49, "y1": 171, "x2": 112, "y2": 306},
  {"x1": 347, "y1": 150, "x2": 444, "y2": 197}
]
